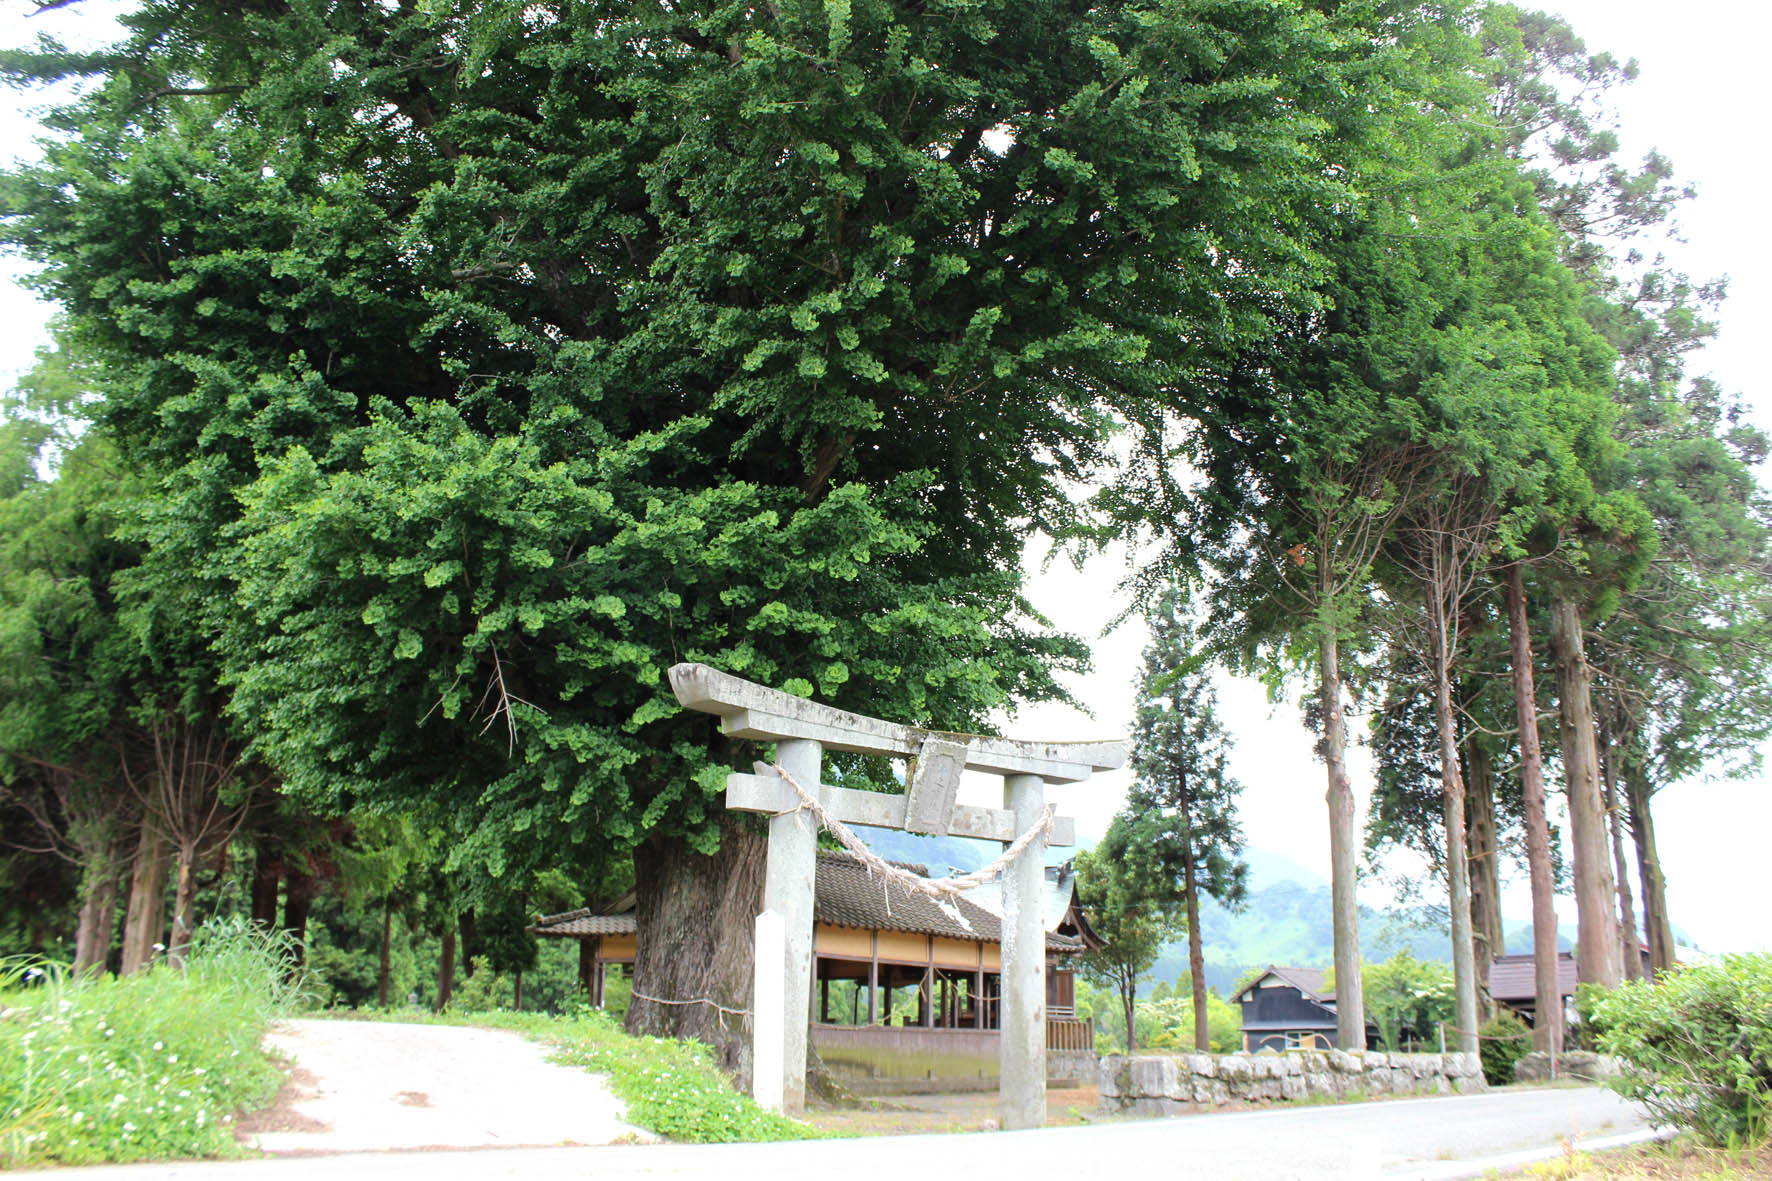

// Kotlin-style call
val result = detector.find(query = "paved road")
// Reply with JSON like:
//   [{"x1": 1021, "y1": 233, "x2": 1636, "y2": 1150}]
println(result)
[{"x1": 46, "y1": 1086, "x2": 1652, "y2": 1181}]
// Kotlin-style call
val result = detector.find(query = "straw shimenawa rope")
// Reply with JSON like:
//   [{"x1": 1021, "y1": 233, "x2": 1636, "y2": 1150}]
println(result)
[{"x1": 765, "y1": 761, "x2": 1055, "y2": 932}]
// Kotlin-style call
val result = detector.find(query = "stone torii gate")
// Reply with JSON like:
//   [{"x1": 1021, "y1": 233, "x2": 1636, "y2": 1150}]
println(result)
[{"x1": 668, "y1": 663, "x2": 1125, "y2": 1129}]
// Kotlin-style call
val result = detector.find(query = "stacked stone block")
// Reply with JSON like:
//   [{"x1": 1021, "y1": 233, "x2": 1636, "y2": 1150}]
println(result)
[{"x1": 1099, "y1": 1049, "x2": 1486, "y2": 1115}]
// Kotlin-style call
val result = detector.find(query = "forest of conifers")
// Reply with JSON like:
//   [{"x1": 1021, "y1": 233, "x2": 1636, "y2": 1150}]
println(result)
[{"x1": 1, "y1": 0, "x2": 1765, "y2": 1067}]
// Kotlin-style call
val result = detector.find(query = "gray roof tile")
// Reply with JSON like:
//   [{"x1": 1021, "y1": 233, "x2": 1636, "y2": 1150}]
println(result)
[{"x1": 1488, "y1": 953, "x2": 1578, "y2": 1003}]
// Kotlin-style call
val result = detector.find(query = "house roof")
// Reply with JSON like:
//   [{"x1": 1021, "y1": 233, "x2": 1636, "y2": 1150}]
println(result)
[
  {"x1": 806, "y1": 850, "x2": 1083, "y2": 951},
  {"x1": 964, "y1": 863, "x2": 1098, "y2": 948},
  {"x1": 531, "y1": 849, "x2": 1085, "y2": 953},
  {"x1": 1236, "y1": 964, "x2": 1334, "y2": 1006},
  {"x1": 528, "y1": 909, "x2": 637, "y2": 937},
  {"x1": 1488, "y1": 953, "x2": 1579, "y2": 1004}
]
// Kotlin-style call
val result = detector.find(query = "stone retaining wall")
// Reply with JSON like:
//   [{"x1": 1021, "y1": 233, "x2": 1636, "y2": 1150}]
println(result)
[
  {"x1": 1099, "y1": 1049, "x2": 1486, "y2": 1115},
  {"x1": 1048, "y1": 1049, "x2": 1099, "y2": 1085},
  {"x1": 1514, "y1": 1050, "x2": 1621, "y2": 1084}
]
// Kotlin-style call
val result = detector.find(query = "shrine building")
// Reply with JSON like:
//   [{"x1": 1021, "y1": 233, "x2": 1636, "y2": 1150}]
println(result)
[{"x1": 531, "y1": 848, "x2": 1101, "y2": 1093}]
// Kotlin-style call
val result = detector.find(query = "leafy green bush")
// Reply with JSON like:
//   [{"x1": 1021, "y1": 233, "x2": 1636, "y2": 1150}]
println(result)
[
  {"x1": 443, "y1": 957, "x2": 513, "y2": 1014},
  {"x1": 1478, "y1": 1011, "x2": 1532, "y2": 1086},
  {"x1": 1569, "y1": 981, "x2": 1611, "y2": 1051},
  {"x1": 1591, "y1": 954, "x2": 1772, "y2": 1146},
  {"x1": 469, "y1": 1009, "x2": 827, "y2": 1143},
  {"x1": 0, "y1": 917, "x2": 302, "y2": 1167},
  {"x1": 1137, "y1": 991, "x2": 1244, "y2": 1054},
  {"x1": 1360, "y1": 953, "x2": 1455, "y2": 1053}
]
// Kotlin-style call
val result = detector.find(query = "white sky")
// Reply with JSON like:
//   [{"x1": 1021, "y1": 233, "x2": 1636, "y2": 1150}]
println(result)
[{"x1": 1, "y1": 1, "x2": 1766, "y2": 955}]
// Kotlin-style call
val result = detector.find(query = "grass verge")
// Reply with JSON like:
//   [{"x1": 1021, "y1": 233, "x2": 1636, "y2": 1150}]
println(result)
[
  {"x1": 1494, "y1": 1134, "x2": 1772, "y2": 1179},
  {"x1": 395, "y1": 1008, "x2": 831, "y2": 1143},
  {"x1": 0, "y1": 918, "x2": 302, "y2": 1169}
]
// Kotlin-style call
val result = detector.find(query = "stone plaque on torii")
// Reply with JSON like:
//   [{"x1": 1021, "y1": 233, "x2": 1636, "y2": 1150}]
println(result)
[{"x1": 668, "y1": 663, "x2": 1125, "y2": 1129}]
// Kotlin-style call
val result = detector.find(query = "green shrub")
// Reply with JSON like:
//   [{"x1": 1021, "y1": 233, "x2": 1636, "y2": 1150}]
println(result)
[
  {"x1": 443, "y1": 957, "x2": 514, "y2": 1014},
  {"x1": 1591, "y1": 954, "x2": 1772, "y2": 1146},
  {"x1": 1569, "y1": 981, "x2": 1611, "y2": 1051},
  {"x1": 1356, "y1": 953, "x2": 1455, "y2": 1053},
  {"x1": 0, "y1": 916, "x2": 301, "y2": 1168},
  {"x1": 1478, "y1": 1011, "x2": 1532, "y2": 1086},
  {"x1": 1136, "y1": 990, "x2": 1243, "y2": 1053}
]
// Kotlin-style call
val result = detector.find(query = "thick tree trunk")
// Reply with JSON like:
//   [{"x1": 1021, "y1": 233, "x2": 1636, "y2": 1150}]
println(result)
[
  {"x1": 437, "y1": 926, "x2": 457, "y2": 1011},
  {"x1": 282, "y1": 867, "x2": 316, "y2": 971},
  {"x1": 121, "y1": 821, "x2": 170, "y2": 975},
  {"x1": 1182, "y1": 840, "x2": 1209, "y2": 1052},
  {"x1": 1504, "y1": 566, "x2": 1562, "y2": 1054},
  {"x1": 73, "y1": 851, "x2": 120, "y2": 977},
  {"x1": 1463, "y1": 734, "x2": 1503, "y2": 1004},
  {"x1": 1430, "y1": 657, "x2": 1480, "y2": 1054},
  {"x1": 578, "y1": 936, "x2": 597, "y2": 998},
  {"x1": 1318, "y1": 627, "x2": 1365, "y2": 1051},
  {"x1": 1548, "y1": 597, "x2": 1622, "y2": 991},
  {"x1": 378, "y1": 900, "x2": 394, "y2": 1007},
  {"x1": 1598, "y1": 730, "x2": 1643, "y2": 982},
  {"x1": 627, "y1": 817, "x2": 768, "y2": 1082},
  {"x1": 1625, "y1": 767, "x2": 1675, "y2": 976},
  {"x1": 250, "y1": 853, "x2": 282, "y2": 930},
  {"x1": 167, "y1": 840, "x2": 199, "y2": 967},
  {"x1": 458, "y1": 909, "x2": 479, "y2": 974}
]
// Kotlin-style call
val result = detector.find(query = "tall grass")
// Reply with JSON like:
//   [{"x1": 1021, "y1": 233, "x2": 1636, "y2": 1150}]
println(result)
[{"x1": 0, "y1": 916, "x2": 304, "y2": 1168}]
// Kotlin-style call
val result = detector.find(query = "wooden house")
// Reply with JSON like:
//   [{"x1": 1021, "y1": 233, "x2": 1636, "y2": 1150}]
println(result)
[
  {"x1": 531, "y1": 849, "x2": 1101, "y2": 1093},
  {"x1": 1487, "y1": 949, "x2": 1650, "y2": 1027},
  {"x1": 1234, "y1": 964, "x2": 1379, "y2": 1051},
  {"x1": 1487, "y1": 952, "x2": 1579, "y2": 1028}
]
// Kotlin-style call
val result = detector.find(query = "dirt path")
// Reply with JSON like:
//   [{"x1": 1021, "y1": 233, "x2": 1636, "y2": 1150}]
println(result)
[{"x1": 240, "y1": 1019, "x2": 652, "y2": 1154}]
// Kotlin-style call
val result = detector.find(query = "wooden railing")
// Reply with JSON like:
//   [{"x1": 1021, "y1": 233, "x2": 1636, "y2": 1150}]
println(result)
[{"x1": 1047, "y1": 1017, "x2": 1094, "y2": 1052}]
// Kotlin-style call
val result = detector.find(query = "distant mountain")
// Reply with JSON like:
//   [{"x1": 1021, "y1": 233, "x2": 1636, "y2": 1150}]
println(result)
[
  {"x1": 1147, "y1": 877, "x2": 1575, "y2": 996},
  {"x1": 1240, "y1": 847, "x2": 1327, "y2": 893}
]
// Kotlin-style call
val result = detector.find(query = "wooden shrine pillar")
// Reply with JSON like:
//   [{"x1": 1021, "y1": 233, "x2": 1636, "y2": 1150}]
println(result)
[{"x1": 868, "y1": 933, "x2": 880, "y2": 1025}]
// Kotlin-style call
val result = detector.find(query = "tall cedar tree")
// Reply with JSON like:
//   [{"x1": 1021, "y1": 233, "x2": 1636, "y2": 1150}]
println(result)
[
  {"x1": 1145, "y1": 3, "x2": 1503, "y2": 1051},
  {"x1": 1478, "y1": 6, "x2": 1769, "y2": 990},
  {"x1": 1123, "y1": 589, "x2": 1248, "y2": 1052}
]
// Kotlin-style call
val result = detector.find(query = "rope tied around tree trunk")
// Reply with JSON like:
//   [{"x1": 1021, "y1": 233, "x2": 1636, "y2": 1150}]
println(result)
[
  {"x1": 766, "y1": 760, "x2": 1055, "y2": 933},
  {"x1": 628, "y1": 989, "x2": 751, "y2": 1023}
]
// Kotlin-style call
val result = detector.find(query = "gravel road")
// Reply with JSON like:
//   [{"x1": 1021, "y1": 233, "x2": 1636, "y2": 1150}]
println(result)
[{"x1": 241, "y1": 1019, "x2": 650, "y2": 1154}]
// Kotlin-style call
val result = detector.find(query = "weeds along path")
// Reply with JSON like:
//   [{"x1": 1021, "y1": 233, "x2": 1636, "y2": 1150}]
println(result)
[{"x1": 243, "y1": 1019, "x2": 653, "y2": 1154}]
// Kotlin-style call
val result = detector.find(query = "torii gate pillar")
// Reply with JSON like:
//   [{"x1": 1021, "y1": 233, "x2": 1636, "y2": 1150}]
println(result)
[
  {"x1": 667, "y1": 663, "x2": 1125, "y2": 1128},
  {"x1": 1000, "y1": 773, "x2": 1048, "y2": 1129},
  {"x1": 758, "y1": 737, "x2": 820, "y2": 1112}
]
